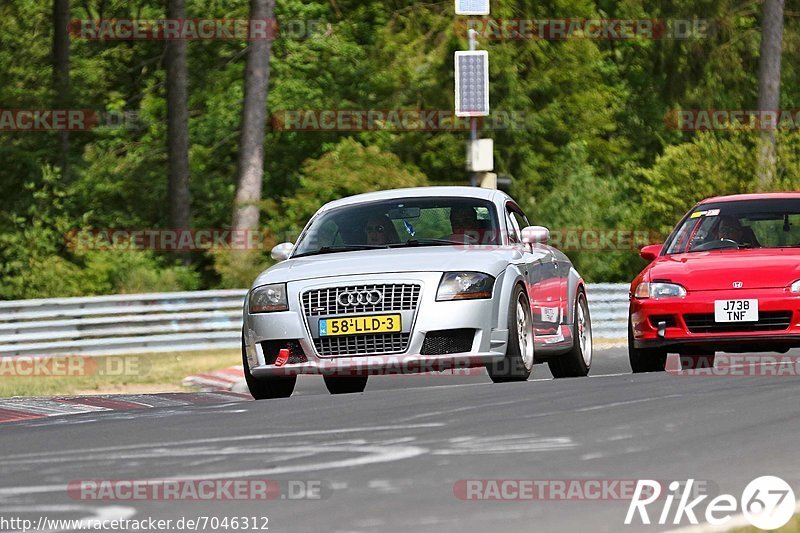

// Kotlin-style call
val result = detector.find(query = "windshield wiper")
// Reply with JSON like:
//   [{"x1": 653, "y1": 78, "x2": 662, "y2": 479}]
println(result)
[
  {"x1": 388, "y1": 238, "x2": 463, "y2": 247},
  {"x1": 292, "y1": 244, "x2": 389, "y2": 258}
]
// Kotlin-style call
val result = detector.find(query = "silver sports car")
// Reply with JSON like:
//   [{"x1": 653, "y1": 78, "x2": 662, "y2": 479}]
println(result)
[{"x1": 242, "y1": 186, "x2": 592, "y2": 398}]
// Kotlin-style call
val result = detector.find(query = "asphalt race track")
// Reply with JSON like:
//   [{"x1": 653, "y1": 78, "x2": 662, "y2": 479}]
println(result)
[{"x1": 2, "y1": 348, "x2": 800, "y2": 532}]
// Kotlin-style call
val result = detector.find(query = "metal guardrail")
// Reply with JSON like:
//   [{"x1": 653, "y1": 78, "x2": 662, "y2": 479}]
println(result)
[
  {"x1": 585, "y1": 283, "x2": 629, "y2": 341},
  {"x1": 0, "y1": 290, "x2": 247, "y2": 357},
  {"x1": 0, "y1": 284, "x2": 629, "y2": 357}
]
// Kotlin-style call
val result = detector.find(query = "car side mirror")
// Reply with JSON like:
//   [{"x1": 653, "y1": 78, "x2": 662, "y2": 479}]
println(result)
[
  {"x1": 271, "y1": 242, "x2": 294, "y2": 261},
  {"x1": 521, "y1": 226, "x2": 550, "y2": 245},
  {"x1": 640, "y1": 244, "x2": 662, "y2": 262}
]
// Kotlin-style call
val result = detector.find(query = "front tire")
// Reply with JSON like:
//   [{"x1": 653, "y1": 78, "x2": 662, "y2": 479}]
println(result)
[
  {"x1": 628, "y1": 318, "x2": 667, "y2": 373},
  {"x1": 549, "y1": 288, "x2": 592, "y2": 378},
  {"x1": 241, "y1": 336, "x2": 296, "y2": 399},
  {"x1": 323, "y1": 374, "x2": 368, "y2": 394},
  {"x1": 487, "y1": 284, "x2": 534, "y2": 383}
]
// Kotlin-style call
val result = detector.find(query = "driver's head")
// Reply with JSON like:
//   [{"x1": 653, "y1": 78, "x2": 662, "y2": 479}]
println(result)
[
  {"x1": 450, "y1": 206, "x2": 479, "y2": 234},
  {"x1": 365, "y1": 215, "x2": 392, "y2": 245},
  {"x1": 717, "y1": 216, "x2": 744, "y2": 242}
]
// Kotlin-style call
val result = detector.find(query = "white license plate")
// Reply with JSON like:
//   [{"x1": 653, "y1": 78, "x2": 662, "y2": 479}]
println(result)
[{"x1": 714, "y1": 299, "x2": 759, "y2": 322}]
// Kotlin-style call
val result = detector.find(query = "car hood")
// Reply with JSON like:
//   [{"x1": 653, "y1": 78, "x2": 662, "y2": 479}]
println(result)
[
  {"x1": 647, "y1": 249, "x2": 800, "y2": 290},
  {"x1": 252, "y1": 246, "x2": 520, "y2": 286}
]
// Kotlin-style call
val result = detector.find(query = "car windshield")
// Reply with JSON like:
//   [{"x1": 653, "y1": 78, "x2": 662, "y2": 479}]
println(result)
[
  {"x1": 664, "y1": 198, "x2": 800, "y2": 254},
  {"x1": 292, "y1": 197, "x2": 501, "y2": 257}
]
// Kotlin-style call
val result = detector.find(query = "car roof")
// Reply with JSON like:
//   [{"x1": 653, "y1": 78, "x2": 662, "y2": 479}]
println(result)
[
  {"x1": 319, "y1": 186, "x2": 505, "y2": 212},
  {"x1": 699, "y1": 192, "x2": 800, "y2": 204}
]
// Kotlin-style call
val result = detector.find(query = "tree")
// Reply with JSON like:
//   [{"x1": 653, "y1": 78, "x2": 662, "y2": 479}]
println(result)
[
  {"x1": 165, "y1": 0, "x2": 192, "y2": 240},
  {"x1": 52, "y1": 0, "x2": 70, "y2": 178},
  {"x1": 232, "y1": 0, "x2": 276, "y2": 231},
  {"x1": 756, "y1": 0, "x2": 785, "y2": 190},
  {"x1": 276, "y1": 138, "x2": 429, "y2": 234}
]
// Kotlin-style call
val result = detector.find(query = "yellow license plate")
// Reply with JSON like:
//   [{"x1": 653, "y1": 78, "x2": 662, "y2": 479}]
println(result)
[{"x1": 319, "y1": 314, "x2": 401, "y2": 336}]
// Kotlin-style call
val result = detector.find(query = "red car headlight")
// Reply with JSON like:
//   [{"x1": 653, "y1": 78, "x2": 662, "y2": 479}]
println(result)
[{"x1": 634, "y1": 282, "x2": 686, "y2": 299}]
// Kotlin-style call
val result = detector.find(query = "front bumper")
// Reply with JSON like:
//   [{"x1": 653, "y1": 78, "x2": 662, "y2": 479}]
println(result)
[
  {"x1": 248, "y1": 350, "x2": 507, "y2": 378},
  {"x1": 630, "y1": 287, "x2": 800, "y2": 352},
  {"x1": 243, "y1": 272, "x2": 509, "y2": 377}
]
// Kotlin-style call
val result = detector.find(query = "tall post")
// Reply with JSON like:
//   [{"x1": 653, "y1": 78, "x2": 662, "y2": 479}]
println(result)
[
  {"x1": 469, "y1": 28, "x2": 478, "y2": 187},
  {"x1": 455, "y1": 2, "x2": 493, "y2": 187},
  {"x1": 756, "y1": 0, "x2": 785, "y2": 190}
]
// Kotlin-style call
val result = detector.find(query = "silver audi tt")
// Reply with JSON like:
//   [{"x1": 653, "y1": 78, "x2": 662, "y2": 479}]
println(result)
[{"x1": 242, "y1": 186, "x2": 592, "y2": 398}]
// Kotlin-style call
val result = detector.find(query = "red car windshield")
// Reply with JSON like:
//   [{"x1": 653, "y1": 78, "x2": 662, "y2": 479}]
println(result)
[{"x1": 664, "y1": 198, "x2": 800, "y2": 254}]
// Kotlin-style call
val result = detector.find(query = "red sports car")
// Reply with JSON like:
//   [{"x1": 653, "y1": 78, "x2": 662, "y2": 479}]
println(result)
[{"x1": 629, "y1": 192, "x2": 800, "y2": 372}]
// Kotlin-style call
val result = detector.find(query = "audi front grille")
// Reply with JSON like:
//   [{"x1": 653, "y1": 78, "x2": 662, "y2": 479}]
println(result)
[
  {"x1": 302, "y1": 283, "x2": 422, "y2": 357},
  {"x1": 302, "y1": 284, "x2": 421, "y2": 317}
]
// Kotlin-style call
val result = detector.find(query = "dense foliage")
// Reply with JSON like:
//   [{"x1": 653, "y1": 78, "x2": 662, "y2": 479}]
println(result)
[{"x1": 2, "y1": 0, "x2": 799, "y2": 298}]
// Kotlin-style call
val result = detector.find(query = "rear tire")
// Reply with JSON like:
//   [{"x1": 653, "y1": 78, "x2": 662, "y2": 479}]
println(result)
[
  {"x1": 241, "y1": 336, "x2": 296, "y2": 399},
  {"x1": 323, "y1": 375, "x2": 368, "y2": 394},
  {"x1": 628, "y1": 318, "x2": 667, "y2": 373},
  {"x1": 487, "y1": 284, "x2": 534, "y2": 383},
  {"x1": 549, "y1": 288, "x2": 592, "y2": 378}
]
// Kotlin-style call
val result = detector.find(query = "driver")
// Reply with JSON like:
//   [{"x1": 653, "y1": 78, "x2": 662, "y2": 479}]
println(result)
[
  {"x1": 364, "y1": 215, "x2": 399, "y2": 245},
  {"x1": 717, "y1": 216, "x2": 745, "y2": 243},
  {"x1": 449, "y1": 206, "x2": 481, "y2": 242}
]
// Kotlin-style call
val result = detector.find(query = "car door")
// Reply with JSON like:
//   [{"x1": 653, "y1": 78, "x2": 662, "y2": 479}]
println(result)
[
  {"x1": 547, "y1": 246, "x2": 571, "y2": 331},
  {"x1": 505, "y1": 203, "x2": 559, "y2": 336}
]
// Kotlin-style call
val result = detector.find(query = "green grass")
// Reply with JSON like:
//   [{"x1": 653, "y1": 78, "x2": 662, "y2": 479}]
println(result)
[{"x1": 0, "y1": 349, "x2": 241, "y2": 397}]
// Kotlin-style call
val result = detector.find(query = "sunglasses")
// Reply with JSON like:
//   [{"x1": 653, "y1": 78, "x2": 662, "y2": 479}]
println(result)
[{"x1": 366, "y1": 225, "x2": 385, "y2": 233}]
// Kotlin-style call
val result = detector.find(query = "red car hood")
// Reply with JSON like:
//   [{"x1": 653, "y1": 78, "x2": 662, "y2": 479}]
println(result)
[{"x1": 647, "y1": 249, "x2": 800, "y2": 291}]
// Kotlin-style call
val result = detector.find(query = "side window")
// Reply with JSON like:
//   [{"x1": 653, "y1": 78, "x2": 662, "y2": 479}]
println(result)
[
  {"x1": 511, "y1": 211, "x2": 529, "y2": 233},
  {"x1": 505, "y1": 204, "x2": 529, "y2": 243},
  {"x1": 506, "y1": 209, "x2": 521, "y2": 243}
]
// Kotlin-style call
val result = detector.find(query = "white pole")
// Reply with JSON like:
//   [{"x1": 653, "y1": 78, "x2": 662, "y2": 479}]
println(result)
[{"x1": 468, "y1": 28, "x2": 478, "y2": 186}]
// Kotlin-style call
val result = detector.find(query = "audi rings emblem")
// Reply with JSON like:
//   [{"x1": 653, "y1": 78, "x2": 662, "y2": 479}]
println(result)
[{"x1": 338, "y1": 289, "x2": 383, "y2": 306}]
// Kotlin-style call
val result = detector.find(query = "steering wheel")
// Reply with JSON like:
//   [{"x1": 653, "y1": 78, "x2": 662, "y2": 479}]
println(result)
[
  {"x1": 447, "y1": 233, "x2": 479, "y2": 244},
  {"x1": 691, "y1": 238, "x2": 739, "y2": 252}
]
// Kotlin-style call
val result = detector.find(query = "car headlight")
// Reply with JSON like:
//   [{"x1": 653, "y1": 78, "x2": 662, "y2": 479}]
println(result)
[
  {"x1": 634, "y1": 282, "x2": 686, "y2": 299},
  {"x1": 436, "y1": 272, "x2": 494, "y2": 301},
  {"x1": 791, "y1": 280, "x2": 800, "y2": 293},
  {"x1": 249, "y1": 283, "x2": 289, "y2": 313}
]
